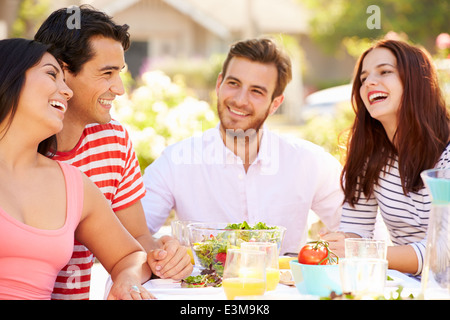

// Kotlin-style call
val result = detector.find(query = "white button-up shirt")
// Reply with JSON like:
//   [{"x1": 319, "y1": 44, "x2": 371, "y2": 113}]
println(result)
[{"x1": 142, "y1": 125, "x2": 343, "y2": 254}]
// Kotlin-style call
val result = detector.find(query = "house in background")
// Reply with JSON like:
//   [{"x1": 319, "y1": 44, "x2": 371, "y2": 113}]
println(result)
[{"x1": 85, "y1": 0, "x2": 310, "y2": 71}]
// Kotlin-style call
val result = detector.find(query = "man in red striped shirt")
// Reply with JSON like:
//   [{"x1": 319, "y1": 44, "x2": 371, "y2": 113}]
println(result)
[{"x1": 35, "y1": 5, "x2": 193, "y2": 299}]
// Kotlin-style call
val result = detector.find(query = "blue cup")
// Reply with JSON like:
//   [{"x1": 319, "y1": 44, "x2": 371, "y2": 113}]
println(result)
[{"x1": 290, "y1": 260, "x2": 342, "y2": 296}]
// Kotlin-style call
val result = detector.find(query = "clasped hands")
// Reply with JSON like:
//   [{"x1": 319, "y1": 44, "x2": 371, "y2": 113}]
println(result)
[
  {"x1": 148, "y1": 235, "x2": 193, "y2": 280},
  {"x1": 108, "y1": 235, "x2": 194, "y2": 300}
]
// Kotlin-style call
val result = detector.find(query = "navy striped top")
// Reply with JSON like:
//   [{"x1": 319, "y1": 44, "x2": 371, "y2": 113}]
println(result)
[{"x1": 339, "y1": 143, "x2": 450, "y2": 275}]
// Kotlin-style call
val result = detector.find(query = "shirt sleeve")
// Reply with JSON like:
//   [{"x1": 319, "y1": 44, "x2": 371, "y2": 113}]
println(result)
[
  {"x1": 338, "y1": 193, "x2": 379, "y2": 238},
  {"x1": 310, "y1": 151, "x2": 344, "y2": 232},
  {"x1": 111, "y1": 125, "x2": 146, "y2": 212},
  {"x1": 141, "y1": 150, "x2": 175, "y2": 234}
]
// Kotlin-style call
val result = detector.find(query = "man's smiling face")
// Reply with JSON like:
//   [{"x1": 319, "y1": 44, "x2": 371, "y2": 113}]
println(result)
[
  {"x1": 216, "y1": 57, "x2": 283, "y2": 135},
  {"x1": 64, "y1": 36, "x2": 126, "y2": 126}
]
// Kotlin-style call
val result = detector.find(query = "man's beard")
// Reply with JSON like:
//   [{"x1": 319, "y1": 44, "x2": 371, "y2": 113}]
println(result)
[{"x1": 217, "y1": 100, "x2": 270, "y2": 134}]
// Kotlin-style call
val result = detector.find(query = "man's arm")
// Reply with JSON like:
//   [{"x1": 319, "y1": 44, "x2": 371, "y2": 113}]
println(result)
[
  {"x1": 116, "y1": 200, "x2": 157, "y2": 252},
  {"x1": 116, "y1": 200, "x2": 193, "y2": 280}
]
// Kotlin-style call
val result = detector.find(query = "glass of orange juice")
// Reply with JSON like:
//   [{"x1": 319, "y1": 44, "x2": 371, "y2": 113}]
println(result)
[
  {"x1": 222, "y1": 249, "x2": 266, "y2": 300},
  {"x1": 241, "y1": 242, "x2": 280, "y2": 291}
]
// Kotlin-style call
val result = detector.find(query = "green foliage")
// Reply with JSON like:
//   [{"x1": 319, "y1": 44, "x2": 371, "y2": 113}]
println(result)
[
  {"x1": 11, "y1": 0, "x2": 50, "y2": 38},
  {"x1": 301, "y1": 0, "x2": 449, "y2": 55},
  {"x1": 150, "y1": 53, "x2": 226, "y2": 104},
  {"x1": 112, "y1": 70, "x2": 218, "y2": 172},
  {"x1": 298, "y1": 101, "x2": 355, "y2": 163}
]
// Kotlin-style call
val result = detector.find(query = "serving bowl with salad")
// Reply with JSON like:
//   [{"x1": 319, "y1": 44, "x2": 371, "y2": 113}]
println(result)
[{"x1": 188, "y1": 221, "x2": 286, "y2": 276}]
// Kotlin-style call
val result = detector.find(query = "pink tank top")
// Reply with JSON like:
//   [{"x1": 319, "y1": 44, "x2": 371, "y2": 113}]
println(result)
[{"x1": 0, "y1": 161, "x2": 83, "y2": 300}]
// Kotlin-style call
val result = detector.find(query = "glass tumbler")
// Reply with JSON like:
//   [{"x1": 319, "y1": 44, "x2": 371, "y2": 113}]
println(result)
[{"x1": 420, "y1": 168, "x2": 450, "y2": 299}]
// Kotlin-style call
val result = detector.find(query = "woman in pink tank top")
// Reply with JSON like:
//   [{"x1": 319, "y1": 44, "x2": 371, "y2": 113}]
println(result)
[{"x1": 0, "y1": 39, "x2": 152, "y2": 300}]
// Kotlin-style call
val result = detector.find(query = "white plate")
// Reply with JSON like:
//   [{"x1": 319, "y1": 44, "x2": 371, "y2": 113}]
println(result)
[{"x1": 145, "y1": 287, "x2": 223, "y2": 295}]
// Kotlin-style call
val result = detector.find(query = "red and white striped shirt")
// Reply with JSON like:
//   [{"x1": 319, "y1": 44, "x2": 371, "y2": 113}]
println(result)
[{"x1": 50, "y1": 120, "x2": 145, "y2": 300}]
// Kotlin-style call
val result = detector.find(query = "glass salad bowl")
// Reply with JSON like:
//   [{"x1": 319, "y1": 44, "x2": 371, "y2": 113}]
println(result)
[{"x1": 188, "y1": 222, "x2": 286, "y2": 276}]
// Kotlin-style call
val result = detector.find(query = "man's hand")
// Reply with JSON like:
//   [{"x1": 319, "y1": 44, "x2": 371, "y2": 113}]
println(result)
[{"x1": 148, "y1": 235, "x2": 193, "y2": 280}]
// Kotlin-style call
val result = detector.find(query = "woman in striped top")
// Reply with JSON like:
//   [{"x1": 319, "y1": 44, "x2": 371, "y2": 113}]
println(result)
[{"x1": 322, "y1": 39, "x2": 449, "y2": 276}]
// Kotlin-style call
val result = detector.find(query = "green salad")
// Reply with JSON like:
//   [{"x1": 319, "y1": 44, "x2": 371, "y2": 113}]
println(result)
[
  {"x1": 192, "y1": 221, "x2": 282, "y2": 275},
  {"x1": 181, "y1": 272, "x2": 222, "y2": 288}
]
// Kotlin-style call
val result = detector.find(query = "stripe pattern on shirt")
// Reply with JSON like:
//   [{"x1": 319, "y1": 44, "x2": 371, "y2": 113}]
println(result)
[
  {"x1": 339, "y1": 143, "x2": 450, "y2": 275},
  {"x1": 51, "y1": 120, "x2": 145, "y2": 300}
]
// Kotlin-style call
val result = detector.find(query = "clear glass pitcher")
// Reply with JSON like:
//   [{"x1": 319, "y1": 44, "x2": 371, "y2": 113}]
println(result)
[{"x1": 420, "y1": 168, "x2": 450, "y2": 299}]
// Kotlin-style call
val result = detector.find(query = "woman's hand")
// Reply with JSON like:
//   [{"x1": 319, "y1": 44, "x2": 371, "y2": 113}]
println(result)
[
  {"x1": 106, "y1": 251, "x2": 155, "y2": 300},
  {"x1": 320, "y1": 231, "x2": 361, "y2": 258},
  {"x1": 107, "y1": 282, "x2": 155, "y2": 300},
  {"x1": 148, "y1": 235, "x2": 193, "y2": 280}
]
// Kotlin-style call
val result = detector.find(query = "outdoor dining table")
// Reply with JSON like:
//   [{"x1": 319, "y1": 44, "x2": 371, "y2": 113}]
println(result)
[{"x1": 104, "y1": 267, "x2": 423, "y2": 300}]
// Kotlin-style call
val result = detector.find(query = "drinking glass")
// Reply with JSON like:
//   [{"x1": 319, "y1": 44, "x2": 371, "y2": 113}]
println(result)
[
  {"x1": 420, "y1": 168, "x2": 450, "y2": 299},
  {"x1": 339, "y1": 258, "x2": 388, "y2": 297},
  {"x1": 171, "y1": 220, "x2": 198, "y2": 264},
  {"x1": 345, "y1": 238, "x2": 387, "y2": 259},
  {"x1": 171, "y1": 220, "x2": 199, "y2": 246},
  {"x1": 241, "y1": 242, "x2": 280, "y2": 291},
  {"x1": 222, "y1": 249, "x2": 266, "y2": 300}
]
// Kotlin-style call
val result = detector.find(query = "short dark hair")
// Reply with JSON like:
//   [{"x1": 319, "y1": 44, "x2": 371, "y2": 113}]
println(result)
[
  {"x1": 0, "y1": 38, "x2": 56, "y2": 155},
  {"x1": 221, "y1": 38, "x2": 292, "y2": 99},
  {"x1": 34, "y1": 4, "x2": 130, "y2": 75}
]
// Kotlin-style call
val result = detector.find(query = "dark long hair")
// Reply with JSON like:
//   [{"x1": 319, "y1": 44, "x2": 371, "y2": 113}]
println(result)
[
  {"x1": 35, "y1": 4, "x2": 130, "y2": 75},
  {"x1": 342, "y1": 39, "x2": 449, "y2": 206},
  {"x1": 0, "y1": 38, "x2": 57, "y2": 156}
]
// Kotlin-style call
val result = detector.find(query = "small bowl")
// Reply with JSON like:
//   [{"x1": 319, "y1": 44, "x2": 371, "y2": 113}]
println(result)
[
  {"x1": 188, "y1": 222, "x2": 286, "y2": 275},
  {"x1": 289, "y1": 260, "x2": 342, "y2": 296}
]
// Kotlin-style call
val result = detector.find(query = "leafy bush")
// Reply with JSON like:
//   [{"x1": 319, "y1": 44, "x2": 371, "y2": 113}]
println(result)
[
  {"x1": 112, "y1": 70, "x2": 218, "y2": 171},
  {"x1": 299, "y1": 101, "x2": 355, "y2": 164}
]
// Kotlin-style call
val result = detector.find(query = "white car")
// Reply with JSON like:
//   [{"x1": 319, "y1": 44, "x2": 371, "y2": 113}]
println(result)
[{"x1": 302, "y1": 84, "x2": 352, "y2": 118}]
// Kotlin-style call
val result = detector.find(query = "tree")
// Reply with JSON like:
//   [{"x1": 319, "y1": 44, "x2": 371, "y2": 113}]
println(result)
[
  {"x1": 301, "y1": 0, "x2": 449, "y2": 56},
  {"x1": 11, "y1": 0, "x2": 50, "y2": 39}
]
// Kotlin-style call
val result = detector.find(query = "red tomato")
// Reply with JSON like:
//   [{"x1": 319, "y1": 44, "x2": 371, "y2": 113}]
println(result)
[
  {"x1": 215, "y1": 252, "x2": 227, "y2": 264},
  {"x1": 298, "y1": 243, "x2": 329, "y2": 265}
]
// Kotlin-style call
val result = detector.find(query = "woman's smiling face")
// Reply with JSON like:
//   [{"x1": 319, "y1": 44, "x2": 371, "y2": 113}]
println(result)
[
  {"x1": 16, "y1": 52, "x2": 72, "y2": 136},
  {"x1": 359, "y1": 47, "x2": 403, "y2": 136}
]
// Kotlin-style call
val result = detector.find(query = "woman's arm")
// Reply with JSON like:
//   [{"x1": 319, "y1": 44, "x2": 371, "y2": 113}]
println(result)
[
  {"x1": 386, "y1": 245, "x2": 418, "y2": 274},
  {"x1": 115, "y1": 200, "x2": 193, "y2": 280},
  {"x1": 321, "y1": 231, "x2": 419, "y2": 274},
  {"x1": 320, "y1": 197, "x2": 379, "y2": 257},
  {"x1": 75, "y1": 174, "x2": 153, "y2": 299}
]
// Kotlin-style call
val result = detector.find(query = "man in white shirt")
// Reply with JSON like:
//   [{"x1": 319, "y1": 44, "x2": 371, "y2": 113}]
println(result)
[{"x1": 142, "y1": 38, "x2": 343, "y2": 255}]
